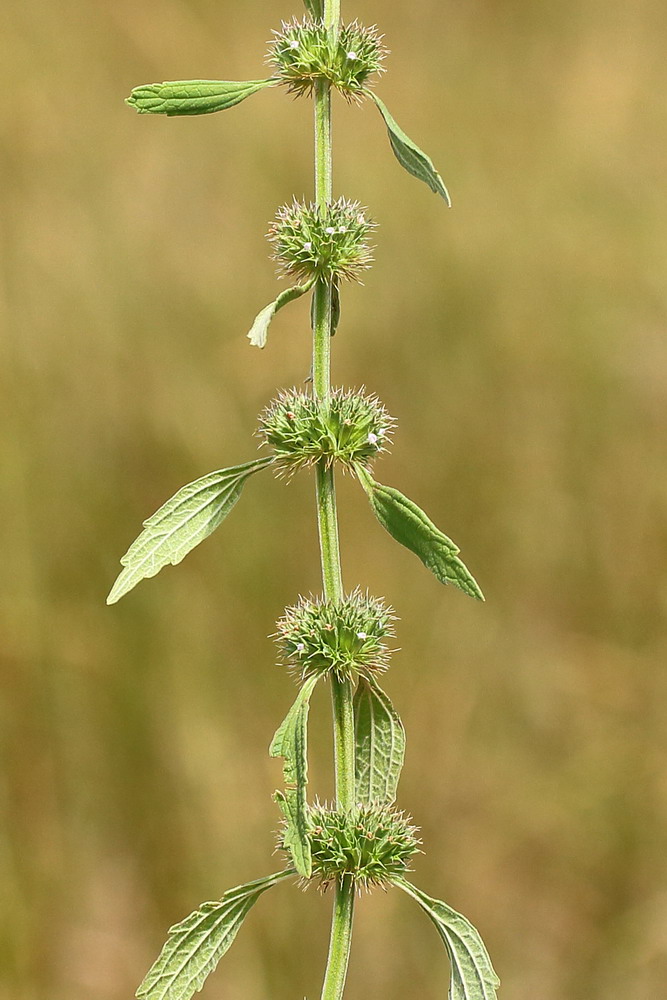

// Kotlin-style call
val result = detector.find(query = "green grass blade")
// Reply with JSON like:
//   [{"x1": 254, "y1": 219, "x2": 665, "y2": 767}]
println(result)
[
  {"x1": 126, "y1": 79, "x2": 275, "y2": 116},
  {"x1": 367, "y1": 91, "x2": 451, "y2": 206},
  {"x1": 355, "y1": 465, "x2": 483, "y2": 600},
  {"x1": 107, "y1": 457, "x2": 273, "y2": 604},
  {"x1": 136, "y1": 870, "x2": 294, "y2": 1000},
  {"x1": 354, "y1": 676, "x2": 405, "y2": 806},
  {"x1": 269, "y1": 675, "x2": 319, "y2": 877},
  {"x1": 393, "y1": 878, "x2": 500, "y2": 1000}
]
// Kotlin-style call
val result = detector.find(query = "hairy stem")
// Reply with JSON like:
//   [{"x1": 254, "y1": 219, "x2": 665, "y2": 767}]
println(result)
[{"x1": 314, "y1": 4, "x2": 355, "y2": 999}]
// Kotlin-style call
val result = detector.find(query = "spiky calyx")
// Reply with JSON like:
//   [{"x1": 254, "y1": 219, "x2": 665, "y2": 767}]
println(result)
[
  {"x1": 258, "y1": 387, "x2": 394, "y2": 475},
  {"x1": 275, "y1": 589, "x2": 395, "y2": 680},
  {"x1": 268, "y1": 198, "x2": 374, "y2": 283},
  {"x1": 268, "y1": 18, "x2": 387, "y2": 100},
  {"x1": 303, "y1": 804, "x2": 420, "y2": 890}
]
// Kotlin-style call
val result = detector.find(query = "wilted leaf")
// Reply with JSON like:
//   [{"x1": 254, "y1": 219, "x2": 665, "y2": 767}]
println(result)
[{"x1": 247, "y1": 278, "x2": 315, "y2": 349}]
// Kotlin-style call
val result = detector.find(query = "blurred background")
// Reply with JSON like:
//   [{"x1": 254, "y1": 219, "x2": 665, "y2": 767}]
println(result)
[{"x1": 2, "y1": 0, "x2": 667, "y2": 997}]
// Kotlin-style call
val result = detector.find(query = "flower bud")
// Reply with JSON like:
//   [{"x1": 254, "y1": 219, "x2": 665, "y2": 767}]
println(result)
[
  {"x1": 275, "y1": 589, "x2": 395, "y2": 680},
  {"x1": 258, "y1": 387, "x2": 394, "y2": 475},
  {"x1": 268, "y1": 198, "x2": 375, "y2": 283}
]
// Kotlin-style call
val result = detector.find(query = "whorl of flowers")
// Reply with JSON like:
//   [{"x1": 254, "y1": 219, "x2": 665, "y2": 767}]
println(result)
[
  {"x1": 275, "y1": 589, "x2": 395, "y2": 680},
  {"x1": 268, "y1": 18, "x2": 387, "y2": 100},
  {"x1": 257, "y1": 387, "x2": 394, "y2": 475},
  {"x1": 268, "y1": 198, "x2": 375, "y2": 283},
  {"x1": 302, "y1": 803, "x2": 421, "y2": 890}
]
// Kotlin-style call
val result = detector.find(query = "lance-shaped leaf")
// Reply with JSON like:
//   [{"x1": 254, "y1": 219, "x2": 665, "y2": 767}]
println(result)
[
  {"x1": 269, "y1": 675, "x2": 319, "y2": 877},
  {"x1": 366, "y1": 91, "x2": 451, "y2": 206},
  {"x1": 107, "y1": 457, "x2": 273, "y2": 605},
  {"x1": 310, "y1": 279, "x2": 341, "y2": 338},
  {"x1": 136, "y1": 870, "x2": 294, "y2": 1000},
  {"x1": 392, "y1": 878, "x2": 500, "y2": 1000},
  {"x1": 126, "y1": 78, "x2": 275, "y2": 117},
  {"x1": 355, "y1": 465, "x2": 483, "y2": 601},
  {"x1": 247, "y1": 277, "x2": 315, "y2": 349},
  {"x1": 354, "y1": 676, "x2": 405, "y2": 806}
]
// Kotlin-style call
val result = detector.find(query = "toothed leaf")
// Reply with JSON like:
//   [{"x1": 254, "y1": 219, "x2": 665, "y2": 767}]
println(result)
[
  {"x1": 107, "y1": 457, "x2": 273, "y2": 604},
  {"x1": 269, "y1": 675, "x2": 319, "y2": 877},
  {"x1": 393, "y1": 878, "x2": 500, "y2": 1000},
  {"x1": 356, "y1": 466, "x2": 483, "y2": 600},
  {"x1": 354, "y1": 676, "x2": 405, "y2": 806},
  {"x1": 247, "y1": 278, "x2": 315, "y2": 349},
  {"x1": 367, "y1": 91, "x2": 451, "y2": 205},
  {"x1": 136, "y1": 870, "x2": 293, "y2": 1000},
  {"x1": 126, "y1": 79, "x2": 275, "y2": 116}
]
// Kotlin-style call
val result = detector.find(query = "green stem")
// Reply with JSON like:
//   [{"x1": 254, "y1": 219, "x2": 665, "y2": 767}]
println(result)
[
  {"x1": 320, "y1": 875, "x2": 355, "y2": 1000},
  {"x1": 313, "y1": 4, "x2": 355, "y2": 999}
]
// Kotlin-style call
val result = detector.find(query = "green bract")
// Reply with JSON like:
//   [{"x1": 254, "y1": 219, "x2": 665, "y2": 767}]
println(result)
[
  {"x1": 269, "y1": 18, "x2": 386, "y2": 99},
  {"x1": 305, "y1": 804, "x2": 420, "y2": 890},
  {"x1": 268, "y1": 198, "x2": 374, "y2": 283},
  {"x1": 275, "y1": 589, "x2": 395, "y2": 680},
  {"x1": 258, "y1": 387, "x2": 394, "y2": 474}
]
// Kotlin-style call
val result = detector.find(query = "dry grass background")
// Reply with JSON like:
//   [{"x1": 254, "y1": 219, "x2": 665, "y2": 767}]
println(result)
[{"x1": 2, "y1": 0, "x2": 667, "y2": 997}]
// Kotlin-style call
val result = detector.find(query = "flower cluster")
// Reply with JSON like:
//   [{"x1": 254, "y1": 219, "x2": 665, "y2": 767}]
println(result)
[
  {"x1": 268, "y1": 18, "x2": 387, "y2": 100},
  {"x1": 258, "y1": 387, "x2": 394, "y2": 475},
  {"x1": 304, "y1": 803, "x2": 420, "y2": 890},
  {"x1": 268, "y1": 198, "x2": 374, "y2": 283},
  {"x1": 275, "y1": 589, "x2": 395, "y2": 680}
]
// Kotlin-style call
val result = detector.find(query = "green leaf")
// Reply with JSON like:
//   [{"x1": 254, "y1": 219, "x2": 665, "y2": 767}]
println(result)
[
  {"x1": 355, "y1": 466, "x2": 483, "y2": 601},
  {"x1": 136, "y1": 870, "x2": 294, "y2": 1000},
  {"x1": 309, "y1": 279, "x2": 341, "y2": 338},
  {"x1": 126, "y1": 78, "x2": 275, "y2": 116},
  {"x1": 354, "y1": 676, "x2": 405, "y2": 806},
  {"x1": 303, "y1": 0, "x2": 324, "y2": 18},
  {"x1": 107, "y1": 457, "x2": 273, "y2": 604},
  {"x1": 247, "y1": 278, "x2": 315, "y2": 349},
  {"x1": 269, "y1": 675, "x2": 319, "y2": 877},
  {"x1": 366, "y1": 91, "x2": 451, "y2": 206},
  {"x1": 392, "y1": 878, "x2": 500, "y2": 1000}
]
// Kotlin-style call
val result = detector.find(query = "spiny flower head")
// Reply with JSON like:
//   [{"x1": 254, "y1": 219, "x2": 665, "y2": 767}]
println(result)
[
  {"x1": 268, "y1": 18, "x2": 387, "y2": 100},
  {"x1": 257, "y1": 387, "x2": 394, "y2": 475},
  {"x1": 304, "y1": 803, "x2": 420, "y2": 890},
  {"x1": 268, "y1": 198, "x2": 375, "y2": 283},
  {"x1": 275, "y1": 589, "x2": 396, "y2": 680}
]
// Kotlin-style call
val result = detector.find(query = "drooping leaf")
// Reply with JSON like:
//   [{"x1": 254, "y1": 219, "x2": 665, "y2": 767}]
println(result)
[
  {"x1": 355, "y1": 466, "x2": 483, "y2": 601},
  {"x1": 107, "y1": 457, "x2": 273, "y2": 604},
  {"x1": 366, "y1": 91, "x2": 451, "y2": 206},
  {"x1": 393, "y1": 878, "x2": 500, "y2": 1000},
  {"x1": 126, "y1": 78, "x2": 275, "y2": 116},
  {"x1": 247, "y1": 278, "x2": 315, "y2": 349},
  {"x1": 354, "y1": 676, "x2": 405, "y2": 806},
  {"x1": 269, "y1": 674, "x2": 319, "y2": 877},
  {"x1": 136, "y1": 870, "x2": 294, "y2": 1000},
  {"x1": 310, "y1": 278, "x2": 340, "y2": 338},
  {"x1": 303, "y1": 0, "x2": 324, "y2": 18}
]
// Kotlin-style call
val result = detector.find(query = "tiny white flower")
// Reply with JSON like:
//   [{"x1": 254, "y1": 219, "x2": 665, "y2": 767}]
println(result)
[
  {"x1": 367, "y1": 432, "x2": 378, "y2": 445},
  {"x1": 303, "y1": 241, "x2": 312, "y2": 251},
  {"x1": 347, "y1": 50, "x2": 358, "y2": 60},
  {"x1": 296, "y1": 642, "x2": 305, "y2": 652},
  {"x1": 325, "y1": 226, "x2": 336, "y2": 235},
  {"x1": 289, "y1": 40, "x2": 299, "y2": 50},
  {"x1": 356, "y1": 632, "x2": 367, "y2": 640},
  {"x1": 338, "y1": 225, "x2": 347, "y2": 233}
]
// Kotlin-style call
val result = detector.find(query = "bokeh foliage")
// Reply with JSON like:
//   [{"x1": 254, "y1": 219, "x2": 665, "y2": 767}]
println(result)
[{"x1": 2, "y1": 0, "x2": 667, "y2": 998}]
